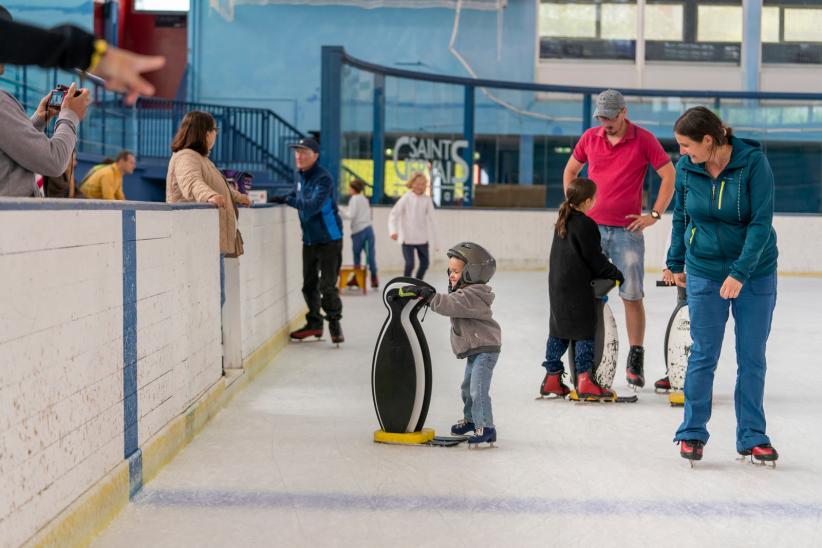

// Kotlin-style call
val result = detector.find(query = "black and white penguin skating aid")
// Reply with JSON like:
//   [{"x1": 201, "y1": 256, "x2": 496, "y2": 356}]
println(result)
[
  {"x1": 371, "y1": 277, "x2": 466, "y2": 447},
  {"x1": 655, "y1": 281, "x2": 691, "y2": 407}
]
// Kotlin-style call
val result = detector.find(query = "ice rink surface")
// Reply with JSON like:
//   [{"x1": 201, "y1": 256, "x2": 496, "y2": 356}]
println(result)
[{"x1": 93, "y1": 272, "x2": 822, "y2": 548}]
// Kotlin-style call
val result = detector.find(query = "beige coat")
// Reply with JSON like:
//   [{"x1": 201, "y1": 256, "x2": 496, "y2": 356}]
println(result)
[{"x1": 166, "y1": 149, "x2": 244, "y2": 255}]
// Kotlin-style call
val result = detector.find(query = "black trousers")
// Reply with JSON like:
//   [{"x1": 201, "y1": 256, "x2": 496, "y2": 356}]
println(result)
[{"x1": 302, "y1": 239, "x2": 343, "y2": 325}]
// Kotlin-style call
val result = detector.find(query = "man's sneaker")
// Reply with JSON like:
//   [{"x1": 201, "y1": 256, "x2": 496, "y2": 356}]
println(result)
[
  {"x1": 576, "y1": 371, "x2": 615, "y2": 400},
  {"x1": 467, "y1": 426, "x2": 497, "y2": 447},
  {"x1": 329, "y1": 320, "x2": 344, "y2": 344},
  {"x1": 290, "y1": 324, "x2": 323, "y2": 340},
  {"x1": 451, "y1": 419, "x2": 475, "y2": 436},
  {"x1": 626, "y1": 346, "x2": 645, "y2": 389},
  {"x1": 654, "y1": 376, "x2": 671, "y2": 392},
  {"x1": 371, "y1": 274, "x2": 379, "y2": 289},
  {"x1": 540, "y1": 371, "x2": 571, "y2": 398},
  {"x1": 680, "y1": 439, "x2": 705, "y2": 465}
]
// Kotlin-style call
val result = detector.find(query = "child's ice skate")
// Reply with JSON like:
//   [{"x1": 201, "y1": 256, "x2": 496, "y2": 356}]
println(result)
[
  {"x1": 450, "y1": 419, "x2": 475, "y2": 436},
  {"x1": 467, "y1": 426, "x2": 496, "y2": 448},
  {"x1": 539, "y1": 371, "x2": 571, "y2": 399},
  {"x1": 576, "y1": 371, "x2": 615, "y2": 401},
  {"x1": 654, "y1": 376, "x2": 671, "y2": 393},
  {"x1": 679, "y1": 439, "x2": 704, "y2": 468}
]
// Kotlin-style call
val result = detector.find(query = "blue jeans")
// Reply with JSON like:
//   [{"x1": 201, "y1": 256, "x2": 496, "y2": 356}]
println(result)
[
  {"x1": 351, "y1": 226, "x2": 377, "y2": 276},
  {"x1": 675, "y1": 272, "x2": 777, "y2": 451},
  {"x1": 401, "y1": 243, "x2": 429, "y2": 279},
  {"x1": 542, "y1": 336, "x2": 594, "y2": 374},
  {"x1": 461, "y1": 352, "x2": 499, "y2": 429},
  {"x1": 598, "y1": 226, "x2": 644, "y2": 301}
]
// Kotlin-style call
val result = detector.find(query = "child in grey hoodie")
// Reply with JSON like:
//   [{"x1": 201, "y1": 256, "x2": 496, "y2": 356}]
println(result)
[{"x1": 407, "y1": 241, "x2": 501, "y2": 447}]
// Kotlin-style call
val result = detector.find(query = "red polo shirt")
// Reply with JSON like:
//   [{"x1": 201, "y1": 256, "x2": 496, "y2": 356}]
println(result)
[{"x1": 572, "y1": 120, "x2": 671, "y2": 227}]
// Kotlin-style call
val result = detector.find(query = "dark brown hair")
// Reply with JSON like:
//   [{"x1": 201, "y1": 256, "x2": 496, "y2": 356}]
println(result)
[
  {"x1": 171, "y1": 111, "x2": 216, "y2": 155},
  {"x1": 674, "y1": 106, "x2": 733, "y2": 150},
  {"x1": 349, "y1": 179, "x2": 365, "y2": 193},
  {"x1": 115, "y1": 150, "x2": 133, "y2": 162},
  {"x1": 556, "y1": 177, "x2": 597, "y2": 238}
]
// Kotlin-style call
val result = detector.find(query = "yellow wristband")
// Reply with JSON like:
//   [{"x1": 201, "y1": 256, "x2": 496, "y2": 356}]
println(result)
[{"x1": 88, "y1": 39, "x2": 108, "y2": 73}]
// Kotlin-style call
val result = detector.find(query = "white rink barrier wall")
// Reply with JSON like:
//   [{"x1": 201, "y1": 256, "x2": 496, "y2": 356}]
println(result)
[
  {"x1": 348, "y1": 206, "x2": 822, "y2": 276},
  {"x1": 2, "y1": 200, "x2": 819, "y2": 547},
  {"x1": 0, "y1": 200, "x2": 304, "y2": 547}
]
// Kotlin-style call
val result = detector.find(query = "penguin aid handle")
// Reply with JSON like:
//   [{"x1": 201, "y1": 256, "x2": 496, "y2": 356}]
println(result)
[{"x1": 590, "y1": 278, "x2": 617, "y2": 299}]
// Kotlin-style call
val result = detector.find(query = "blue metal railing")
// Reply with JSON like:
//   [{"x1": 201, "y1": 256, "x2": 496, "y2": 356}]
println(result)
[
  {"x1": 0, "y1": 65, "x2": 304, "y2": 184},
  {"x1": 135, "y1": 97, "x2": 304, "y2": 183},
  {"x1": 324, "y1": 46, "x2": 822, "y2": 212}
]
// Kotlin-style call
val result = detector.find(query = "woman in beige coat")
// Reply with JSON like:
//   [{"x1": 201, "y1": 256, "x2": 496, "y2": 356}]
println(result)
[{"x1": 166, "y1": 111, "x2": 250, "y2": 255}]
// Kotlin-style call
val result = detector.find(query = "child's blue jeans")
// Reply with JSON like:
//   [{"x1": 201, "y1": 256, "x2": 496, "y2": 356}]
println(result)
[
  {"x1": 351, "y1": 226, "x2": 377, "y2": 276},
  {"x1": 461, "y1": 352, "x2": 499, "y2": 429},
  {"x1": 542, "y1": 336, "x2": 594, "y2": 374}
]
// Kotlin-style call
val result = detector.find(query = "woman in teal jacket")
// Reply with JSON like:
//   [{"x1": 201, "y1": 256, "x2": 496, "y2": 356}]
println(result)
[{"x1": 667, "y1": 107, "x2": 779, "y2": 466}]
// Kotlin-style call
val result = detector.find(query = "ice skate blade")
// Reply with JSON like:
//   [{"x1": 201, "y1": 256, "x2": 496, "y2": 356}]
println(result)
[
  {"x1": 290, "y1": 337, "x2": 324, "y2": 343},
  {"x1": 467, "y1": 442, "x2": 496, "y2": 449},
  {"x1": 535, "y1": 393, "x2": 568, "y2": 401},
  {"x1": 654, "y1": 388, "x2": 670, "y2": 394}
]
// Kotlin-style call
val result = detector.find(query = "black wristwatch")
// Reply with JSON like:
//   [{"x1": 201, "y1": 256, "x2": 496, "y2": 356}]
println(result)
[{"x1": 650, "y1": 209, "x2": 661, "y2": 220}]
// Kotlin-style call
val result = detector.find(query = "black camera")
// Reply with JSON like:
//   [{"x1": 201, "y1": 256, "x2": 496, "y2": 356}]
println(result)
[{"x1": 47, "y1": 84, "x2": 81, "y2": 108}]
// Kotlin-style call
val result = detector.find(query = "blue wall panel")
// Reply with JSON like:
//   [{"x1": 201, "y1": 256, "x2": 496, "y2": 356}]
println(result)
[{"x1": 189, "y1": 1, "x2": 536, "y2": 133}]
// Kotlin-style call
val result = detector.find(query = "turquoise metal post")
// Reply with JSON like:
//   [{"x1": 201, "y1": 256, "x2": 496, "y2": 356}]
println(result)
[
  {"x1": 582, "y1": 93, "x2": 592, "y2": 132},
  {"x1": 742, "y1": 0, "x2": 763, "y2": 93},
  {"x1": 321, "y1": 46, "x2": 344, "y2": 195},
  {"x1": 463, "y1": 85, "x2": 475, "y2": 207},
  {"x1": 372, "y1": 73, "x2": 385, "y2": 204},
  {"x1": 519, "y1": 135, "x2": 534, "y2": 185}
]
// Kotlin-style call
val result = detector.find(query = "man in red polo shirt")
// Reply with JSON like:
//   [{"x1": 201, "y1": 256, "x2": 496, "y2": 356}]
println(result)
[{"x1": 562, "y1": 89, "x2": 675, "y2": 390}]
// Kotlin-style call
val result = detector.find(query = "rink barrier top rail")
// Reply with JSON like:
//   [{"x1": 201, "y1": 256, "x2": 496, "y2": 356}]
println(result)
[{"x1": 339, "y1": 47, "x2": 822, "y2": 100}]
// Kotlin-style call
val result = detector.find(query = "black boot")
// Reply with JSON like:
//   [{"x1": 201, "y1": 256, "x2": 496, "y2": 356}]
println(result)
[
  {"x1": 626, "y1": 345, "x2": 645, "y2": 389},
  {"x1": 290, "y1": 323, "x2": 323, "y2": 340},
  {"x1": 329, "y1": 319, "x2": 344, "y2": 344}
]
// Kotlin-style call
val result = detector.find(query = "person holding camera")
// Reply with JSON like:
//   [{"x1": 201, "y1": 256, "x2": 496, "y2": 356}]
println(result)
[{"x1": 0, "y1": 74, "x2": 90, "y2": 197}]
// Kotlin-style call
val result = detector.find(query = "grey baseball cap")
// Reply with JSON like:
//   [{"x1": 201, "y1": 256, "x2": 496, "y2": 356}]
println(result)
[{"x1": 593, "y1": 89, "x2": 626, "y2": 119}]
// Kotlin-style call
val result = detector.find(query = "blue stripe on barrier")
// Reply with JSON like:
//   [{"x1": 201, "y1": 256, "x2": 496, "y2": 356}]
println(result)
[{"x1": 122, "y1": 210, "x2": 141, "y2": 497}]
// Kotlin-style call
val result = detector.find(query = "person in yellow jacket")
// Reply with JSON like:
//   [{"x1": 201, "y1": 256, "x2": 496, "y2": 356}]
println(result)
[{"x1": 80, "y1": 150, "x2": 135, "y2": 200}]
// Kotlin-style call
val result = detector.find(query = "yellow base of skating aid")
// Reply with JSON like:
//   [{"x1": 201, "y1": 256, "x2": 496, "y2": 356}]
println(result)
[
  {"x1": 374, "y1": 428, "x2": 435, "y2": 445},
  {"x1": 669, "y1": 391, "x2": 685, "y2": 407}
]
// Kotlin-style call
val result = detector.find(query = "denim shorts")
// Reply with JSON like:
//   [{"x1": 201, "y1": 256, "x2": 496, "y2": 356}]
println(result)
[{"x1": 598, "y1": 225, "x2": 644, "y2": 301}]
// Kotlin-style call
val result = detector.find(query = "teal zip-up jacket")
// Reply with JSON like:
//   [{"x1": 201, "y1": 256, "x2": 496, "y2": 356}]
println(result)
[{"x1": 667, "y1": 136, "x2": 778, "y2": 283}]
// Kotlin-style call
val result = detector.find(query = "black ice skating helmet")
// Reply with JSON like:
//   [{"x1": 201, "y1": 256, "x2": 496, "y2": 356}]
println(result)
[{"x1": 447, "y1": 242, "x2": 496, "y2": 284}]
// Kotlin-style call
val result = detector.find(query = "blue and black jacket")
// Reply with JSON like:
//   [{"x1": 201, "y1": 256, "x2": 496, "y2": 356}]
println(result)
[
  {"x1": 667, "y1": 136, "x2": 778, "y2": 283},
  {"x1": 286, "y1": 163, "x2": 343, "y2": 245}
]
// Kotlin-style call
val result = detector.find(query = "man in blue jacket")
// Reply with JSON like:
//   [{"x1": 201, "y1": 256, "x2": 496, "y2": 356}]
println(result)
[{"x1": 272, "y1": 138, "x2": 345, "y2": 344}]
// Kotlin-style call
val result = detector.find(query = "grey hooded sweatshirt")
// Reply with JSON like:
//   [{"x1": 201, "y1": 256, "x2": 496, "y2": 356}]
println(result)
[
  {"x1": 429, "y1": 283, "x2": 502, "y2": 359},
  {"x1": 0, "y1": 90, "x2": 79, "y2": 197}
]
